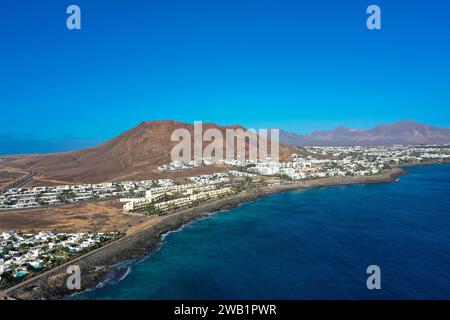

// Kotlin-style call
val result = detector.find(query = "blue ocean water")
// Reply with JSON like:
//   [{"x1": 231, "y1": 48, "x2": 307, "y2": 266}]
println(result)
[{"x1": 75, "y1": 164, "x2": 450, "y2": 300}]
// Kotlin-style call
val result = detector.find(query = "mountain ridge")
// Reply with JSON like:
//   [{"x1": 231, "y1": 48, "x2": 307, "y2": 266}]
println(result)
[{"x1": 279, "y1": 120, "x2": 450, "y2": 146}]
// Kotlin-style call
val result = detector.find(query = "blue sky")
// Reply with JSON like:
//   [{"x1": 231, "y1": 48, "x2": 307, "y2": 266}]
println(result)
[{"x1": 1, "y1": 0, "x2": 449, "y2": 152}]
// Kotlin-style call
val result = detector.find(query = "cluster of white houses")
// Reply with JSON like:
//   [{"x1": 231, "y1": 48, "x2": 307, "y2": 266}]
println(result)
[
  {"x1": 248, "y1": 157, "x2": 386, "y2": 179},
  {"x1": 158, "y1": 157, "x2": 268, "y2": 172},
  {"x1": 0, "y1": 179, "x2": 175, "y2": 210},
  {"x1": 126, "y1": 145, "x2": 450, "y2": 214},
  {"x1": 248, "y1": 145, "x2": 450, "y2": 180},
  {"x1": 0, "y1": 231, "x2": 118, "y2": 284},
  {"x1": 158, "y1": 159, "x2": 215, "y2": 172},
  {"x1": 2, "y1": 146, "x2": 449, "y2": 212},
  {"x1": 157, "y1": 146, "x2": 450, "y2": 181},
  {"x1": 306, "y1": 145, "x2": 450, "y2": 164}
]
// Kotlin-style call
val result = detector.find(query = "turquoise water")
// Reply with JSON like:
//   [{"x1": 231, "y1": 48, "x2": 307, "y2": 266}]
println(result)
[{"x1": 76, "y1": 164, "x2": 450, "y2": 299}]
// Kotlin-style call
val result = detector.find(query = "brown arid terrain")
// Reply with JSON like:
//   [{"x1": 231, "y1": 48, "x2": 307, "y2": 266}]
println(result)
[
  {"x1": 0, "y1": 200, "x2": 151, "y2": 233},
  {"x1": 0, "y1": 120, "x2": 299, "y2": 187},
  {"x1": 0, "y1": 168, "x2": 27, "y2": 189}
]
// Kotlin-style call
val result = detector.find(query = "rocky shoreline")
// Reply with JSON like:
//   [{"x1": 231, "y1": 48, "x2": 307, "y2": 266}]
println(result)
[{"x1": 1, "y1": 167, "x2": 406, "y2": 300}]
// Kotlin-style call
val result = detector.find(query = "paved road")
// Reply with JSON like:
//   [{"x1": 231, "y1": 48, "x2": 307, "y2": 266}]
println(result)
[{"x1": 0, "y1": 170, "x2": 39, "y2": 195}]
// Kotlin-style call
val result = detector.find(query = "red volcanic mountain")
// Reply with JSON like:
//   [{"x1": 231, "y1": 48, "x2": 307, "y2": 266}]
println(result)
[
  {"x1": 279, "y1": 120, "x2": 450, "y2": 146},
  {"x1": 0, "y1": 120, "x2": 294, "y2": 185}
]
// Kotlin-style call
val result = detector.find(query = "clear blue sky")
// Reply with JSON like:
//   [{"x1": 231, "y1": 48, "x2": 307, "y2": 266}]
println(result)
[{"x1": 1, "y1": 0, "x2": 449, "y2": 152}]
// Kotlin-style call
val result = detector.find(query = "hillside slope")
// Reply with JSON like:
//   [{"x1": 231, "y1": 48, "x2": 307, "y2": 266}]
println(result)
[{"x1": 0, "y1": 121, "x2": 295, "y2": 184}]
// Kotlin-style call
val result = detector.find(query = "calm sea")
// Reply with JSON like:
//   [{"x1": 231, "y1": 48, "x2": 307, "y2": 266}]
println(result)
[{"x1": 74, "y1": 164, "x2": 450, "y2": 299}]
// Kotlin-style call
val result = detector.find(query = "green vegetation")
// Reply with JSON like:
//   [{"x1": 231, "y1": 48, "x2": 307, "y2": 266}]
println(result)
[
  {"x1": 143, "y1": 203, "x2": 162, "y2": 216},
  {"x1": 37, "y1": 199, "x2": 48, "y2": 206}
]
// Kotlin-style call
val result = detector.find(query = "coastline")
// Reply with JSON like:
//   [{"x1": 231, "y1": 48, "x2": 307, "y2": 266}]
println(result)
[{"x1": 0, "y1": 166, "x2": 409, "y2": 300}]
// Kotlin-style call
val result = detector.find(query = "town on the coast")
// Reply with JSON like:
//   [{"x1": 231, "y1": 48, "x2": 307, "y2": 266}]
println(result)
[
  {"x1": 3, "y1": 145, "x2": 449, "y2": 212},
  {"x1": 1, "y1": 144, "x2": 450, "y2": 288}
]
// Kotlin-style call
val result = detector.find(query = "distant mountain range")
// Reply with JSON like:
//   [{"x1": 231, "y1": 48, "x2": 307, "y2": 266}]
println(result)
[{"x1": 278, "y1": 120, "x2": 450, "y2": 146}]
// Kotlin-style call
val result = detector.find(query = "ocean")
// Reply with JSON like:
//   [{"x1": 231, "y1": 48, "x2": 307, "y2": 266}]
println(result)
[{"x1": 74, "y1": 164, "x2": 450, "y2": 300}]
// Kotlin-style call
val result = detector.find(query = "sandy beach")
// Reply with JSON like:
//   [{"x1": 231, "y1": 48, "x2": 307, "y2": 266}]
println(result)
[{"x1": 0, "y1": 167, "x2": 407, "y2": 300}]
